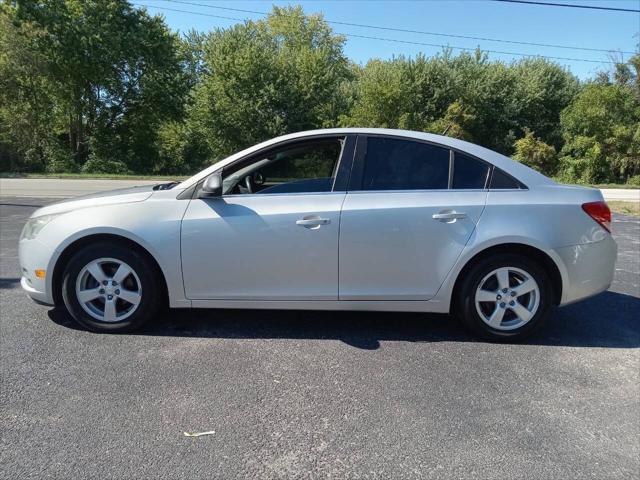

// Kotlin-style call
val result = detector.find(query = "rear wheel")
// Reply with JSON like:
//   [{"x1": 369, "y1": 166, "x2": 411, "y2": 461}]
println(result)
[
  {"x1": 455, "y1": 254, "x2": 553, "y2": 341},
  {"x1": 61, "y1": 242, "x2": 163, "y2": 332}
]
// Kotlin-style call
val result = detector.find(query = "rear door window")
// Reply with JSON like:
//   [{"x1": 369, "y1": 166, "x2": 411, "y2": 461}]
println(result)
[
  {"x1": 358, "y1": 137, "x2": 450, "y2": 191},
  {"x1": 452, "y1": 153, "x2": 490, "y2": 189}
]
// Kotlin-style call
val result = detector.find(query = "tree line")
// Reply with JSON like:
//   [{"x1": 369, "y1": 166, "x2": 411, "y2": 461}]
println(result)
[{"x1": 1, "y1": 1, "x2": 638, "y2": 185}]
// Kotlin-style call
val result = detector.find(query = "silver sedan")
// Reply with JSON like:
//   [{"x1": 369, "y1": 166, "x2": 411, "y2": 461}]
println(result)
[{"x1": 19, "y1": 128, "x2": 617, "y2": 340}]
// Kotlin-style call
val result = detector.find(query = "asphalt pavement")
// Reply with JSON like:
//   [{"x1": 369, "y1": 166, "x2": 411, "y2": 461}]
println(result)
[{"x1": 1, "y1": 197, "x2": 639, "y2": 479}]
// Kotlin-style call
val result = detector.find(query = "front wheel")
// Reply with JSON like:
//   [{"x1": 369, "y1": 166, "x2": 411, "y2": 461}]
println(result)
[
  {"x1": 61, "y1": 242, "x2": 163, "y2": 332},
  {"x1": 455, "y1": 254, "x2": 553, "y2": 341}
]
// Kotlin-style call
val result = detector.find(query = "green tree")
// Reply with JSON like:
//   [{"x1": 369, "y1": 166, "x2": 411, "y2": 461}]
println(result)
[
  {"x1": 7, "y1": 0, "x2": 187, "y2": 172},
  {"x1": 558, "y1": 63, "x2": 640, "y2": 183},
  {"x1": 342, "y1": 58, "x2": 409, "y2": 129},
  {"x1": 188, "y1": 6, "x2": 352, "y2": 161},
  {"x1": 1, "y1": 1, "x2": 638, "y2": 183},
  {"x1": 455, "y1": 56, "x2": 519, "y2": 153},
  {"x1": 341, "y1": 52, "x2": 578, "y2": 156},
  {"x1": 510, "y1": 58, "x2": 579, "y2": 151},
  {"x1": 429, "y1": 100, "x2": 476, "y2": 141},
  {"x1": 0, "y1": 10, "x2": 61, "y2": 171},
  {"x1": 179, "y1": 29, "x2": 208, "y2": 92}
]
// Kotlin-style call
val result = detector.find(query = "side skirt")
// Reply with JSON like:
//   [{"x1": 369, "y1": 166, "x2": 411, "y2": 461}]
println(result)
[{"x1": 186, "y1": 299, "x2": 449, "y2": 313}]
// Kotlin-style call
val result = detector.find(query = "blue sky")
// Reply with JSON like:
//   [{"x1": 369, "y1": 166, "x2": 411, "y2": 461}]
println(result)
[{"x1": 135, "y1": 0, "x2": 639, "y2": 79}]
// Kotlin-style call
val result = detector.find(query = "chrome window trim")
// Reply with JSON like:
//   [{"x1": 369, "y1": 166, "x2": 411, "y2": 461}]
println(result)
[
  {"x1": 487, "y1": 188, "x2": 529, "y2": 192},
  {"x1": 221, "y1": 191, "x2": 347, "y2": 199},
  {"x1": 346, "y1": 188, "x2": 489, "y2": 195}
]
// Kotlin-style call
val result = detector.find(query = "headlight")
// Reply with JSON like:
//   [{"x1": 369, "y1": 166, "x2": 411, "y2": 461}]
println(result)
[{"x1": 20, "y1": 214, "x2": 59, "y2": 240}]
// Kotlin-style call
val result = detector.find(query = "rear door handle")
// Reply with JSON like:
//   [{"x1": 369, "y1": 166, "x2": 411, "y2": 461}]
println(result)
[
  {"x1": 432, "y1": 211, "x2": 467, "y2": 222},
  {"x1": 296, "y1": 216, "x2": 331, "y2": 228}
]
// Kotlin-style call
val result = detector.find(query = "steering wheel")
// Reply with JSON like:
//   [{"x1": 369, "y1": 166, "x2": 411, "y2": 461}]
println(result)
[
  {"x1": 244, "y1": 174, "x2": 253, "y2": 193},
  {"x1": 244, "y1": 172, "x2": 265, "y2": 193}
]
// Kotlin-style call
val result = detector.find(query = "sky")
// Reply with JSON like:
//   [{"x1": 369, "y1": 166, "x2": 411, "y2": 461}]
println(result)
[{"x1": 134, "y1": 0, "x2": 640, "y2": 80}]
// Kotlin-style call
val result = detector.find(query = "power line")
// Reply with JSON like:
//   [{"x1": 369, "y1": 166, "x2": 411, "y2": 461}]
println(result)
[
  {"x1": 338, "y1": 32, "x2": 617, "y2": 64},
  {"x1": 159, "y1": 0, "x2": 635, "y2": 55},
  {"x1": 492, "y1": 0, "x2": 640, "y2": 13},
  {"x1": 134, "y1": 2, "x2": 620, "y2": 64},
  {"x1": 134, "y1": 4, "x2": 245, "y2": 22}
]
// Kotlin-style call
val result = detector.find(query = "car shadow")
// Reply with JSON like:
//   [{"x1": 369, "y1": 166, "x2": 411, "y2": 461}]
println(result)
[
  {"x1": 0, "y1": 277, "x2": 21, "y2": 289},
  {"x1": 0, "y1": 203, "x2": 44, "y2": 208},
  {"x1": 47, "y1": 290, "x2": 640, "y2": 349}
]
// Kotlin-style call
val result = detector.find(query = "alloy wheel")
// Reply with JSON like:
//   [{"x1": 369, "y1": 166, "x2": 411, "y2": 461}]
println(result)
[
  {"x1": 474, "y1": 266, "x2": 540, "y2": 331},
  {"x1": 75, "y1": 257, "x2": 142, "y2": 323}
]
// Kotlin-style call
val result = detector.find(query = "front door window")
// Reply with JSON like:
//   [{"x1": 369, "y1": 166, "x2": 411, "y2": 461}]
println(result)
[{"x1": 223, "y1": 139, "x2": 343, "y2": 195}]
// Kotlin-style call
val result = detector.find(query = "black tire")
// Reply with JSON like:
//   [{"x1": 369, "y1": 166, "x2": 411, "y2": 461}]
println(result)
[
  {"x1": 61, "y1": 241, "x2": 163, "y2": 332},
  {"x1": 454, "y1": 253, "x2": 553, "y2": 341}
]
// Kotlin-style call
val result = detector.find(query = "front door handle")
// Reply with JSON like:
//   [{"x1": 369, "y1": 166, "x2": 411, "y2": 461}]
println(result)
[
  {"x1": 432, "y1": 211, "x2": 468, "y2": 223},
  {"x1": 296, "y1": 216, "x2": 331, "y2": 228}
]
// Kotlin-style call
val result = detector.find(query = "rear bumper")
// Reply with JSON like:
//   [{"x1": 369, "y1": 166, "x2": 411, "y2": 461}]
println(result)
[{"x1": 556, "y1": 234, "x2": 617, "y2": 306}]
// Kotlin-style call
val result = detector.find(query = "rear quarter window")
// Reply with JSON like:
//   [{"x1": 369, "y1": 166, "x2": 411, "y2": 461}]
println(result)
[{"x1": 490, "y1": 168, "x2": 524, "y2": 189}]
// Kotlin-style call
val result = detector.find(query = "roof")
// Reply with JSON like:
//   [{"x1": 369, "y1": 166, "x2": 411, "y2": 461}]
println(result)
[{"x1": 179, "y1": 128, "x2": 554, "y2": 190}]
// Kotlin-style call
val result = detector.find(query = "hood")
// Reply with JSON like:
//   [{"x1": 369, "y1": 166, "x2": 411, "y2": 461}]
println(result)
[{"x1": 31, "y1": 184, "x2": 156, "y2": 217}]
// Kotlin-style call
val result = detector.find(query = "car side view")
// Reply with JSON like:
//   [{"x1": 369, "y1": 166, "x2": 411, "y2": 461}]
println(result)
[{"x1": 19, "y1": 128, "x2": 617, "y2": 340}]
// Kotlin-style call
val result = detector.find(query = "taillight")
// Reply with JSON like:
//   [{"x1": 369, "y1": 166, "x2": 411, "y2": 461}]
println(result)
[{"x1": 582, "y1": 201, "x2": 611, "y2": 233}]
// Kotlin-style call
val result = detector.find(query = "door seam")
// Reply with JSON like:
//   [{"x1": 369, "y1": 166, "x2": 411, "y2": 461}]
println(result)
[
  {"x1": 431, "y1": 192, "x2": 489, "y2": 298},
  {"x1": 337, "y1": 192, "x2": 349, "y2": 300}
]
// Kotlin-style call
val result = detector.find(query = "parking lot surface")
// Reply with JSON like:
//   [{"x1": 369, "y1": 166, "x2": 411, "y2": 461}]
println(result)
[{"x1": 1, "y1": 197, "x2": 638, "y2": 479}]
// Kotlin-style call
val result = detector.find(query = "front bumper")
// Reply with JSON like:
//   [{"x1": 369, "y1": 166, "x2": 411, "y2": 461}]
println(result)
[
  {"x1": 19, "y1": 238, "x2": 56, "y2": 306},
  {"x1": 20, "y1": 276, "x2": 53, "y2": 305},
  {"x1": 555, "y1": 234, "x2": 617, "y2": 306}
]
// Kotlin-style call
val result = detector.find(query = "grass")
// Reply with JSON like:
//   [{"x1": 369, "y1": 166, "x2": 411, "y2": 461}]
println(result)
[
  {"x1": 0, "y1": 172, "x2": 189, "y2": 180},
  {"x1": 608, "y1": 201, "x2": 640, "y2": 217},
  {"x1": 589, "y1": 183, "x2": 640, "y2": 189},
  {"x1": 552, "y1": 179, "x2": 639, "y2": 189}
]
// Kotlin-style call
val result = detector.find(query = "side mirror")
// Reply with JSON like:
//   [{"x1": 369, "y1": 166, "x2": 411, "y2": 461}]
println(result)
[{"x1": 198, "y1": 172, "x2": 222, "y2": 198}]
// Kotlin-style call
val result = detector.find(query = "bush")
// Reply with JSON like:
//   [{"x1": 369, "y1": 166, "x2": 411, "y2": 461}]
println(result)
[
  {"x1": 81, "y1": 155, "x2": 130, "y2": 175},
  {"x1": 20, "y1": 148, "x2": 47, "y2": 172},
  {"x1": 44, "y1": 145, "x2": 78, "y2": 173},
  {"x1": 428, "y1": 101, "x2": 476, "y2": 141},
  {"x1": 512, "y1": 128, "x2": 557, "y2": 175},
  {"x1": 555, "y1": 138, "x2": 608, "y2": 184},
  {"x1": 627, "y1": 175, "x2": 640, "y2": 186}
]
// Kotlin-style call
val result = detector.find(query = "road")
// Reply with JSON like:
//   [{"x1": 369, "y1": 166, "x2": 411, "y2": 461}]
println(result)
[
  {"x1": 1, "y1": 178, "x2": 639, "y2": 202},
  {"x1": 0, "y1": 178, "x2": 163, "y2": 198},
  {"x1": 1, "y1": 198, "x2": 639, "y2": 479},
  {"x1": 601, "y1": 188, "x2": 640, "y2": 202}
]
